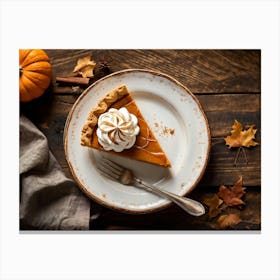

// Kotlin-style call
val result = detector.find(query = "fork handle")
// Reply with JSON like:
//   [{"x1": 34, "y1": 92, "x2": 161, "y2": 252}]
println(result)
[{"x1": 134, "y1": 179, "x2": 205, "y2": 216}]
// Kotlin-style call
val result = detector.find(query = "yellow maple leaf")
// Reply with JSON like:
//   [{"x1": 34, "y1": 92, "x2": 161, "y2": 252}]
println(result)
[
  {"x1": 73, "y1": 55, "x2": 96, "y2": 78},
  {"x1": 224, "y1": 120, "x2": 258, "y2": 148}
]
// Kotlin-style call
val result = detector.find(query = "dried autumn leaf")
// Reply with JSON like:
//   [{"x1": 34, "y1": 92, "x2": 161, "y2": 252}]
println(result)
[
  {"x1": 217, "y1": 213, "x2": 241, "y2": 229},
  {"x1": 218, "y1": 177, "x2": 246, "y2": 206},
  {"x1": 73, "y1": 55, "x2": 96, "y2": 78},
  {"x1": 231, "y1": 176, "x2": 246, "y2": 198},
  {"x1": 203, "y1": 194, "x2": 223, "y2": 218},
  {"x1": 224, "y1": 120, "x2": 258, "y2": 148}
]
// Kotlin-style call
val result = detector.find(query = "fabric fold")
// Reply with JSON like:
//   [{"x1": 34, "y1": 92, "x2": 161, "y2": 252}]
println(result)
[{"x1": 20, "y1": 115, "x2": 90, "y2": 230}]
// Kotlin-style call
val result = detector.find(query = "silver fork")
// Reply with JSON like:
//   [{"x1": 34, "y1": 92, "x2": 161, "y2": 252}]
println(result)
[{"x1": 97, "y1": 158, "x2": 205, "y2": 216}]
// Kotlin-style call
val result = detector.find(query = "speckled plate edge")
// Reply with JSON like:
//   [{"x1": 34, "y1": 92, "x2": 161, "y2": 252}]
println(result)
[{"x1": 64, "y1": 69, "x2": 211, "y2": 214}]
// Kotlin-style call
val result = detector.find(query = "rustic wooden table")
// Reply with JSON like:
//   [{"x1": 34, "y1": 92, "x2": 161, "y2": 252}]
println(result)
[{"x1": 21, "y1": 50, "x2": 261, "y2": 230}]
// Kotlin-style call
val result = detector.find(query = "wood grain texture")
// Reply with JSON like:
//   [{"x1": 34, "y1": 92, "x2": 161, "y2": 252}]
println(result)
[
  {"x1": 45, "y1": 49, "x2": 260, "y2": 94},
  {"x1": 197, "y1": 93, "x2": 261, "y2": 186}
]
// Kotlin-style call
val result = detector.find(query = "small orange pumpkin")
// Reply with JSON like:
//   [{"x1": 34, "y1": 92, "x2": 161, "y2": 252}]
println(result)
[{"x1": 19, "y1": 49, "x2": 52, "y2": 102}]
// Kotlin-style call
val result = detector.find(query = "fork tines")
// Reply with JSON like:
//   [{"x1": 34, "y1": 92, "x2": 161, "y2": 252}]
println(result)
[{"x1": 97, "y1": 158, "x2": 124, "y2": 181}]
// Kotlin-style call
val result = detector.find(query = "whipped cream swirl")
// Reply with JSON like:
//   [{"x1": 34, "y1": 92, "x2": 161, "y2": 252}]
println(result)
[{"x1": 96, "y1": 107, "x2": 140, "y2": 152}]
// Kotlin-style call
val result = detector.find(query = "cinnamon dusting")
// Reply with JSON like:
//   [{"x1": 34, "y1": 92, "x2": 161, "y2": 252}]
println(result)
[{"x1": 154, "y1": 122, "x2": 175, "y2": 136}]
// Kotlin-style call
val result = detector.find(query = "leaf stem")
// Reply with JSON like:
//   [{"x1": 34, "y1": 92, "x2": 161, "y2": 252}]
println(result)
[
  {"x1": 241, "y1": 147, "x2": 248, "y2": 165},
  {"x1": 234, "y1": 147, "x2": 241, "y2": 166}
]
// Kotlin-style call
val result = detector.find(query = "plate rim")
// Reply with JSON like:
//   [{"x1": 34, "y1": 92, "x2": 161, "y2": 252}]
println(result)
[{"x1": 64, "y1": 68, "x2": 211, "y2": 214}]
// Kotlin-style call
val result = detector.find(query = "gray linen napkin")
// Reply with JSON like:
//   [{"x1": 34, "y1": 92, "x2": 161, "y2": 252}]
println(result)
[{"x1": 20, "y1": 115, "x2": 91, "y2": 230}]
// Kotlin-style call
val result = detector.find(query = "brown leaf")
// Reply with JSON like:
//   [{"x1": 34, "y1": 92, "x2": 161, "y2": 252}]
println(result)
[
  {"x1": 231, "y1": 177, "x2": 245, "y2": 197},
  {"x1": 218, "y1": 177, "x2": 246, "y2": 206},
  {"x1": 73, "y1": 55, "x2": 96, "y2": 78},
  {"x1": 224, "y1": 120, "x2": 258, "y2": 148},
  {"x1": 217, "y1": 213, "x2": 241, "y2": 229},
  {"x1": 203, "y1": 194, "x2": 223, "y2": 218}
]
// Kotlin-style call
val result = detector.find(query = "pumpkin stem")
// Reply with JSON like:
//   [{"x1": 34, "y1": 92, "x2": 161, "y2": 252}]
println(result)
[{"x1": 19, "y1": 66, "x2": 23, "y2": 76}]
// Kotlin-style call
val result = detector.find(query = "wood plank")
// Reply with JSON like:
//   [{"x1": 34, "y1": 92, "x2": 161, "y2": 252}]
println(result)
[
  {"x1": 20, "y1": 92, "x2": 261, "y2": 187},
  {"x1": 197, "y1": 94, "x2": 260, "y2": 137},
  {"x1": 90, "y1": 187, "x2": 261, "y2": 230},
  {"x1": 197, "y1": 93, "x2": 261, "y2": 186},
  {"x1": 200, "y1": 138, "x2": 260, "y2": 187},
  {"x1": 45, "y1": 49, "x2": 260, "y2": 94}
]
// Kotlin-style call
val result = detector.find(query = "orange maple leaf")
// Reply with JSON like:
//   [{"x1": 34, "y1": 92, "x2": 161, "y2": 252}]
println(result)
[
  {"x1": 217, "y1": 213, "x2": 241, "y2": 229},
  {"x1": 203, "y1": 194, "x2": 223, "y2": 218},
  {"x1": 224, "y1": 120, "x2": 258, "y2": 148},
  {"x1": 218, "y1": 177, "x2": 246, "y2": 207}
]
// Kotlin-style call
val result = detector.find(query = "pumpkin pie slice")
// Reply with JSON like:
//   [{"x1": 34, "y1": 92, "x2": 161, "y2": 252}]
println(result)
[{"x1": 81, "y1": 85, "x2": 171, "y2": 167}]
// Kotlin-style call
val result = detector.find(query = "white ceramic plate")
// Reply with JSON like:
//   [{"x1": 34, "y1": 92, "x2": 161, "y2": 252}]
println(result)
[{"x1": 64, "y1": 69, "x2": 210, "y2": 214}]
